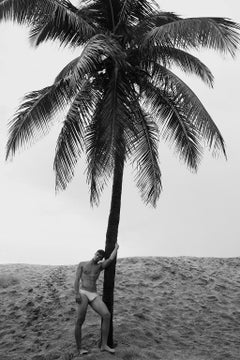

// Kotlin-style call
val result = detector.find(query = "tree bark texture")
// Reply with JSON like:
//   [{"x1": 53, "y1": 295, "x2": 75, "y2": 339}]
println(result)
[{"x1": 102, "y1": 152, "x2": 124, "y2": 347}]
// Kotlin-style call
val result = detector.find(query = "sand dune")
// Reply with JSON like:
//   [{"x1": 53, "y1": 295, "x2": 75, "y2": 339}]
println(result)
[{"x1": 0, "y1": 257, "x2": 240, "y2": 360}]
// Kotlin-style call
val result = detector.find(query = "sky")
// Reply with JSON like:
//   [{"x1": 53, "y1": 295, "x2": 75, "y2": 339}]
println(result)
[{"x1": 0, "y1": 0, "x2": 240, "y2": 265}]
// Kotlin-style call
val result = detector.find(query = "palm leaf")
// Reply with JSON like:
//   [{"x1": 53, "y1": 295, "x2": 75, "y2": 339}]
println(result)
[
  {"x1": 85, "y1": 106, "x2": 114, "y2": 206},
  {"x1": 145, "y1": 80, "x2": 204, "y2": 170},
  {"x1": 0, "y1": 0, "x2": 76, "y2": 23},
  {"x1": 145, "y1": 63, "x2": 226, "y2": 157},
  {"x1": 84, "y1": 0, "x2": 120, "y2": 31},
  {"x1": 144, "y1": 17, "x2": 240, "y2": 57},
  {"x1": 0, "y1": 0, "x2": 96, "y2": 47},
  {"x1": 129, "y1": 104, "x2": 162, "y2": 206},
  {"x1": 115, "y1": 0, "x2": 158, "y2": 29},
  {"x1": 55, "y1": 34, "x2": 125, "y2": 85},
  {"x1": 85, "y1": 72, "x2": 120, "y2": 205},
  {"x1": 139, "y1": 46, "x2": 214, "y2": 87},
  {"x1": 0, "y1": 0, "x2": 37, "y2": 24},
  {"x1": 29, "y1": 2, "x2": 97, "y2": 47},
  {"x1": 138, "y1": 11, "x2": 179, "y2": 28},
  {"x1": 6, "y1": 80, "x2": 70, "y2": 160},
  {"x1": 54, "y1": 80, "x2": 100, "y2": 191},
  {"x1": 133, "y1": 11, "x2": 180, "y2": 40},
  {"x1": 85, "y1": 68, "x2": 134, "y2": 205}
]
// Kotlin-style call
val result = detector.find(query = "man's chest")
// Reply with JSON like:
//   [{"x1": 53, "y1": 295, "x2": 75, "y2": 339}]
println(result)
[{"x1": 82, "y1": 263, "x2": 101, "y2": 278}]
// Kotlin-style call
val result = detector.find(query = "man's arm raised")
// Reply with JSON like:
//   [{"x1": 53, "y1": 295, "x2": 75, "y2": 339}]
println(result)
[{"x1": 101, "y1": 243, "x2": 119, "y2": 269}]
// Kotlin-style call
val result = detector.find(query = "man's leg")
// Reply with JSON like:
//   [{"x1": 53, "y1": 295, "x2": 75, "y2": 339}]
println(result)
[
  {"x1": 75, "y1": 294, "x2": 88, "y2": 355},
  {"x1": 90, "y1": 296, "x2": 115, "y2": 354}
]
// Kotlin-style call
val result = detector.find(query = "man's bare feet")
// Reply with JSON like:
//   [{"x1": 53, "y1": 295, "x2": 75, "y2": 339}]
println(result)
[
  {"x1": 77, "y1": 349, "x2": 88, "y2": 356},
  {"x1": 100, "y1": 345, "x2": 115, "y2": 354}
]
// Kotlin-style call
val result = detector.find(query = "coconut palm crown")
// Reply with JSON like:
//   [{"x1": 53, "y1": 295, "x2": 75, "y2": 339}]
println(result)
[
  {"x1": 1, "y1": 0, "x2": 240, "y2": 346},
  {"x1": 2, "y1": 0, "x2": 239, "y2": 205}
]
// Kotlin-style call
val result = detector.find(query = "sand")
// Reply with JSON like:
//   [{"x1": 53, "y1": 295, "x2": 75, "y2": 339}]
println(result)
[{"x1": 0, "y1": 257, "x2": 240, "y2": 360}]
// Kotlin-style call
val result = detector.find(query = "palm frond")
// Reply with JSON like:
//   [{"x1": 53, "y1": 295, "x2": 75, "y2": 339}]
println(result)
[
  {"x1": 133, "y1": 11, "x2": 179, "y2": 40},
  {"x1": 144, "y1": 80, "x2": 204, "y2": 170},
  {"x1": 0, "y1": 0, "x2": 37, "y2": 24},
  {"x1": 0, "y1": 0, "x2": 97, "y2": 47},
  {"x1": 129, "y1": 104, "x2": 162, "y2": 206},
  {"x1": 54, "y1": 80, "x2": 100, "y2": 191},
  {"x1": 6, "y1": 80, "x2": 71, "y2": 160},
  {"x1": 144, "y1": 17, "x2": 240, "y2": 57},
  {"x1": 85, "y1": 107, "x2": 114, "y2": 206},
  {"x1": 85, "y1": 73, "x2": 120, "y2": 206},
  {"x1": 139, "y1": 46, "x2": 214, "y2": 87},
  {"x1": 116, "y1": 0, "x2": 158, "y2": 28},
  {"x1": 0, "y1": 0, "x2": 76, "y2": 23},
  {"x1": 145, "y1": 64, "x2": 226, "y2": 157},
  {"x1": 29, "y1": 2, "x2": 97, "y2": 48},
  {"x1": 85, "y1": 68, "x2": 134, "y2": 205},
  {"x1": 55, "y1": 34, "x2": 125, "y2": 84},
  {"x1": 130, "y1": 0, "x2": 158, "y2": 18},
  {"x1": 0, "y1": 0, "x2": 37, "y2": 25},
  {"x1": 139, "y1": 11, "x2": 179, "y2": 28},
  {"x1": 84, "y1": 0, "x2": 121, "y2": 31}
]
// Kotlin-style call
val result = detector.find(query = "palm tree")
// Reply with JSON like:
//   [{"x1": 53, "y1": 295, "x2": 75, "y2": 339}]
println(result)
[{"x1": 1, "y1": 0, "x2": 239, "y2": 346}]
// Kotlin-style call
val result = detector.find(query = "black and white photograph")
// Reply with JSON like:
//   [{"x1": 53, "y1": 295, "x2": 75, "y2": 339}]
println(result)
[{"x1": 0, "y1": 0, "x2": 240, "y2": 359}]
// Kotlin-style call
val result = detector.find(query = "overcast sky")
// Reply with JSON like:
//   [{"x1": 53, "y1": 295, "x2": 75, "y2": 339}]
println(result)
[{"x1": 0, "y1": 0, "x2": 240, "y2": 265}]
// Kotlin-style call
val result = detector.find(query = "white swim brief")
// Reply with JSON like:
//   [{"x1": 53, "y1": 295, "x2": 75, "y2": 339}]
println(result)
[{"x1": 80, "y1": 289, "x2": 99, "y2": 302}]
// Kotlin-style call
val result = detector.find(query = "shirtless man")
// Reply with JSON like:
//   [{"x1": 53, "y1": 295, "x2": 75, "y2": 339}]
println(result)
[{"x1": 74, "y1": 243, "x2": 119, "y2": 356}]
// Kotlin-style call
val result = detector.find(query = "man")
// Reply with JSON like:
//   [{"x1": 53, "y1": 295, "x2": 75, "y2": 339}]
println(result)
[{"x1": 74, "y1": 243, "x2": 119, "y2": 356}]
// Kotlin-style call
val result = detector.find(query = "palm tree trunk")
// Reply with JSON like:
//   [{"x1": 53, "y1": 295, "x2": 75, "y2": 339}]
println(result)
[{"x1": 102, "y1": 151, "x2": 124, "y2": 347}]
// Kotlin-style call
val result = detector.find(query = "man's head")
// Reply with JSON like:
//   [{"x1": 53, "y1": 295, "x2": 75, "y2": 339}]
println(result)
[{"x1": 93, "y1": 249, "x2": 105, "y2": 263}]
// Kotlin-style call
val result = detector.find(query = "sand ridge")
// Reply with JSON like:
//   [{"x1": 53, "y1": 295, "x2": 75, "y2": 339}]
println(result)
[{"x1": 0, "y1": 257, "x2": 240, "y2": 359}]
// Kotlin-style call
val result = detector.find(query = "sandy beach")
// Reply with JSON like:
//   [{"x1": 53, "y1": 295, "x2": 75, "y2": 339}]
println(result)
[{"x1": 0, "y1": 257, "x2": 240, "y2": 359}]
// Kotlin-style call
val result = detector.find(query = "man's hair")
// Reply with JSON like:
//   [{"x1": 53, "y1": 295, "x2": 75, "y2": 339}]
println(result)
[{"x1": 96, "y1": 249, "x2": 105, "y2": 258}]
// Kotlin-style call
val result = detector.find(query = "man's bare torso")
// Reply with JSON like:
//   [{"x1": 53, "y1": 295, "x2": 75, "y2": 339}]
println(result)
[{"x1": 80, "y1": 261, "x2": 102, "y2": 292}]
